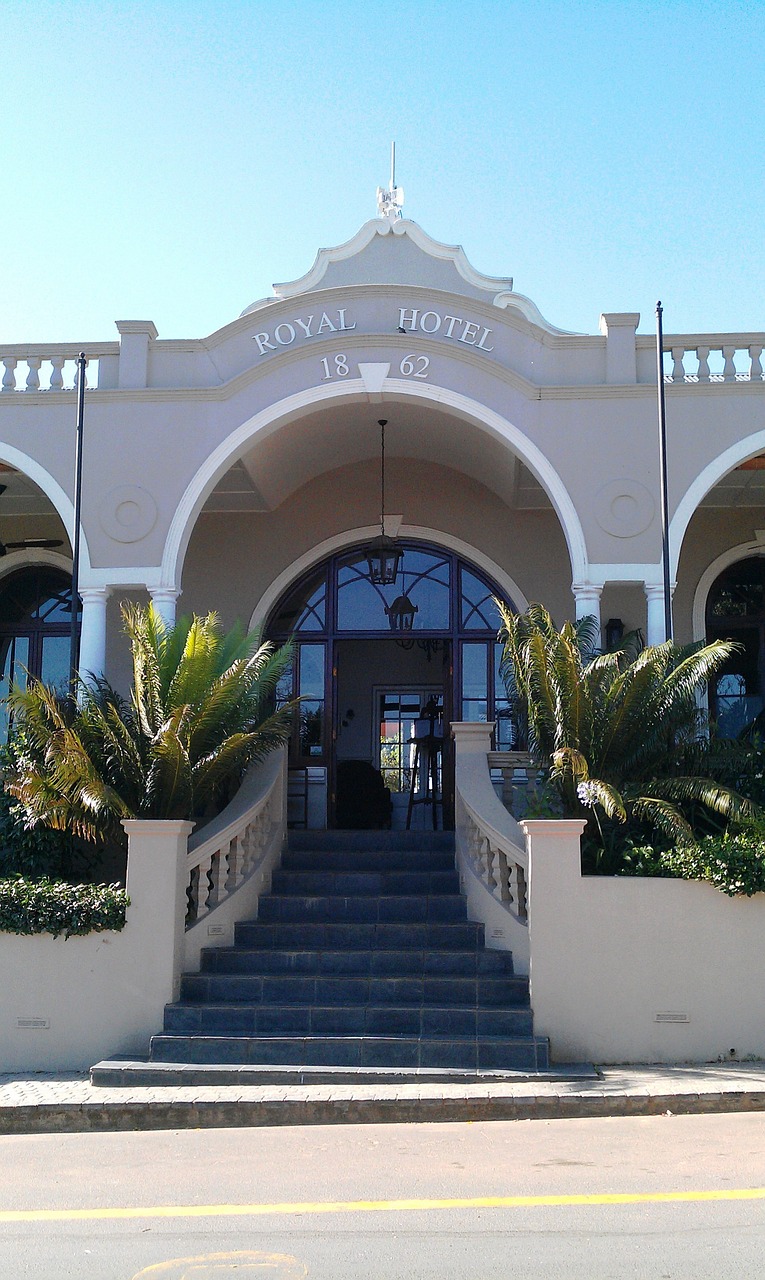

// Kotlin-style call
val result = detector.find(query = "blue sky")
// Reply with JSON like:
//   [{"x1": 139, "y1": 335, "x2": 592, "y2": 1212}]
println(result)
[{"x1": 3, "y1": 0, "x2": 764, "y2": 342}]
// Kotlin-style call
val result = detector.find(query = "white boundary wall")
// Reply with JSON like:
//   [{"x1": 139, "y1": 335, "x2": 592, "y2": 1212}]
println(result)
[{"x1": 524, "y1": 819, "x2": 765, "y2": 1064}]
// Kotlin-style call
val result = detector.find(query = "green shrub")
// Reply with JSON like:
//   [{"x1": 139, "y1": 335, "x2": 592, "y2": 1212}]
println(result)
[
  {"x1": 658, "y1": 828, "x2": 765, "y2": 897},
  {"x1": 0, "y1": 877, "x2": 128, "y2": 938}
]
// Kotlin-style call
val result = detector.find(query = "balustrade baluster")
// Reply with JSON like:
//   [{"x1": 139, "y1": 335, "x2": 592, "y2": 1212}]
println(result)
[
  {"x1": 496, "y1": 851, "x2": 510, "y2": 902},
  {"x1": 485, "y1": 842, "x2": 498, "y2": 893},
  {"x1": 2, "y1": 358, "x2": 17, "y2": 392},
  {"x1": 207, "y1": 849, "x2": 224, "y2": 909},
  {"x1": 49, "y1": 356, "x2": 65, "y2": 390},
  {"x1": 750, "y1": 346, "x2": 763, "y2": 381},
  {"x1": 671, "y1": 347, "x2": 686, "y2": 383},
  {"x1": 516, "y1": 863, "x2": 528, "y2": 920},
  {"x1": 73, "y1": 356, "x2": 88, "y2": 391},
  {"x1": 194, "y1": 852, "x2": 214, "y2": 917},
  {"x1": 722, "y1": 346, "x2": 737, "y2": 380},
  {"x1": 225, "y1": 837, "x2": 240, "y2": 892},
  {"x1": 186, "y1": 865, "x2": 201, "y2": 925},
  {"x1": 25, "y1": 358, "x2": 41, "y2": 391},
  {"x1": 696, "y1": 346, "x2": 710, "y2": 381}
]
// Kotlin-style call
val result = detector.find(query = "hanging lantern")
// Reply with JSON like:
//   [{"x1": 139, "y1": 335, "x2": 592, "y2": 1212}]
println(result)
[
  {"x1": 365, "y1": 419, "x2": 402, "y2": 585},
  {"x1": 386, "y1": 593, "x2": 418, "y2": 631}
]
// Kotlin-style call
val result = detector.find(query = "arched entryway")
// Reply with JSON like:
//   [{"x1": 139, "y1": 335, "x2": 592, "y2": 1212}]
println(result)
[
  {"x1": 706, "y1": 555, "x2": 765, "y2": 736},
  {"x1": 266, "y1": 539, "x2": 518, "y2": 829},
  {"x1": 0, "y1": 565, "x2": 80, "y2": 740}
]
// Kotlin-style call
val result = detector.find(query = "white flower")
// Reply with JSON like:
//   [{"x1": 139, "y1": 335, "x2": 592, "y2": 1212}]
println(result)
[{"x1": 577, "y1": 780, "x2": 600, "y2": 807}]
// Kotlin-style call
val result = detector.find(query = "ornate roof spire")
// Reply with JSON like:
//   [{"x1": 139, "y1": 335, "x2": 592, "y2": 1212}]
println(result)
[{"x1": 376, "y1": 141, "x2": 404, "y2": 220}]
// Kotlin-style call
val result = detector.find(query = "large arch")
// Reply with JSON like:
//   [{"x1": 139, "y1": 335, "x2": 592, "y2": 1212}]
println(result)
[
  {"x1": 0, "y1": 443, "x2": 91, "y2": 573},
  {"x1": 162, "y1": 378, "x2": 589, "y2": 592},
  {"x1": 669, "y1": 430, "x2": 765, "y2": 580},
  {"x1": 249, "y1": 524, "x2": 531, "y2": 632}
]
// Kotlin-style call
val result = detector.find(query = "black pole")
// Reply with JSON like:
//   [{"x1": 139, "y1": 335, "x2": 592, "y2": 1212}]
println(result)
[
  {"x1": 655, "y1": 303, "x2": 673, "y2": 642},
  {"x1": 68, "y1": 352, "x2": 86, "y2": 696}
]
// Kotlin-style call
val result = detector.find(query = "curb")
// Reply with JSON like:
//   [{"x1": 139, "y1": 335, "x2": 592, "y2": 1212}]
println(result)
[{"x1": 3, "y1": 1086, "x2": 765, "y2": 1135}]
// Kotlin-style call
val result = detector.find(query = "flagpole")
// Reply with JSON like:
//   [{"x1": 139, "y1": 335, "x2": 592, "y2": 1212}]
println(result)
[
  {"x1": 68, "y1": 352, "x2": 86, "y2": 696},
  {"x1": 655, "y1": 302, "x2": 672, "y2": 641}
]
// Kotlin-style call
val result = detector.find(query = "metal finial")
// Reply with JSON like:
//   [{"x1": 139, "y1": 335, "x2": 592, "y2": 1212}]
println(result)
[{"x1": 376, "y1": 142, "x2": 404, "y2": 220}]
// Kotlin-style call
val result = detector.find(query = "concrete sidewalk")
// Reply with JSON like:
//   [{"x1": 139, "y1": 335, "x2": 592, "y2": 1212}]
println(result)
[{"x1": 1, "y1": 1062, "x2": 765, "y2": 1133}]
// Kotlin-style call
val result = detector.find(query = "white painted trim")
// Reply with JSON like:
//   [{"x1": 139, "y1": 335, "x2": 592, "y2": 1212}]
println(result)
[
  {"x1": 253, "y1": 218, "x2": 514, "y2": 305},
  {"x1": 162, "y1": 378, "x2": 589, "y2": 591},
  {"x1": 248, "y1": 525, "x2": 530, "y2": 633},
  {"x1": 692, "y1": 537, "x2": 765, "y2": 642},
  {"x1": 670, "y1": 430, "x2": 765, "y2": 578},
  {"x1": 0, "y1": 443, "x2": 91, "y2": 572},
  {"x1": 0, "y1": 548, "x2": 73, "y2": 584}
]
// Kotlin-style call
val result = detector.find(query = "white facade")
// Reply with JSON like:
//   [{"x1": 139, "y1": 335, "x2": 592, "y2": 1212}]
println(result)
[{"x1": 1, "y1": 212, "x2": 764, "y2": 818}]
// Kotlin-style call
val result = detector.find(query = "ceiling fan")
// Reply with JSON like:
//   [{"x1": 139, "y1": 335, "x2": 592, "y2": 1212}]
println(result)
[{"x1": 0, "y1": 484, "x2": 64, "y2": 557}]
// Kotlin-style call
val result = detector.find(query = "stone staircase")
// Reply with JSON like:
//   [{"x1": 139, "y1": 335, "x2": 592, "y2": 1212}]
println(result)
[{"x1": 99, "y1": 831, "x2": 549, "y2": 1082}]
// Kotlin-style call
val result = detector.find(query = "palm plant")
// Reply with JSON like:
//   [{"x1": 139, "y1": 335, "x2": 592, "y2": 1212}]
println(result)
[
  {"x1": 498, "y1": 602, "x2": 758, "y2": 857},
  {"x1": 5, "y1": 603, "x2": 295, "y2": 843}
]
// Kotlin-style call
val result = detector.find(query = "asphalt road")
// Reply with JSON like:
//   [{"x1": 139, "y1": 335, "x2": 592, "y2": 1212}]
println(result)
[{"x1": 1, "y1": 1112, "x2": 764, "y2": 1278}]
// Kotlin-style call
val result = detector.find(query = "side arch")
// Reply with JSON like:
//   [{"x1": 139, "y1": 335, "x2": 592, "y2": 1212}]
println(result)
[
  {"x1": 248, "y1": 524, "x2": 530, "y2": 632},
  {"x1": 670, "y1": 430, "x2": 765, "y2": 579},
  {"x1": 161, "y1": 379, "x2": 589, "y2": 592},
  {"x1": 0, "y1": 444, "x2": 91, "y2": 574},
  {"x1": 692, "y1": 538, "x2": 765, "y2": 642}
]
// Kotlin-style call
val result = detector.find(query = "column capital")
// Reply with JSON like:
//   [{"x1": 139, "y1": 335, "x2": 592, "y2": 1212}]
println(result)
[
  {"x1": 451, "y1": 721, "x2": 495, "y2": 755},
  {"x1": 644, "y1": 581, "x2": 676, "y2": 600},
  {"x1": 571, "y1": 582, "x2": 603, "y2": 600},
  {"x1": 78, "y1": 585, "x2": 112, "y2": 602}
]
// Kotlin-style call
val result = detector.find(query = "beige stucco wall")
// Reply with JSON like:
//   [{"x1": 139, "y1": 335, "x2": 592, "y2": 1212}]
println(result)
[{"x1": 525, "y1": 820, "x2": 765, "y2": 1064}]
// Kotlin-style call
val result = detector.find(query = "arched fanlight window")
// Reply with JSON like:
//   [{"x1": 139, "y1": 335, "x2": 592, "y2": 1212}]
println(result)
[{"x1": 0, "y1": 567, "x2": 80, "y2": 741}]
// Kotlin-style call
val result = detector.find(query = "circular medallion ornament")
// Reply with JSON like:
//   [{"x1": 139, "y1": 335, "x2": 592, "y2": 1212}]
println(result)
[
  {"x1": 595, "y1": 479, "x2": 655, "y2": 539},
  {"x1": 99, "y1": 485, "x2": 158, "y2": 543}
]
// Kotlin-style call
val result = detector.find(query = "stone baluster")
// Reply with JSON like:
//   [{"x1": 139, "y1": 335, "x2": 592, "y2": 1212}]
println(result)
[
  {"x1": 25, "y1": 358, "x2": 41, "y2": 391},
  {"x1": 186, "y1": 865, "x2": 201, "y2": 925},
  {"x1": 195, "y1": 851, "x2": 214, "y2": 918},
  {"x1": 495, "y1": 850, "x2": 510, "y2": 903},
  {"x1": 485, "y1": 840, "x2": 498, "y2": 894},
  {"x1": 73, "y1": 356, "x2": 88, "y2": 391},
  {"x1": 722, "y1": 346, "x2": 737, "y2": 380},
  {"x1": 696, "y1": 346, "x2": 710, "y2": 381},
  {"x1": 515, "y1": 862, "x2": 528, "y2": 919},
  {"x1": 225, "y1": 837, "x2": 239, "y2": 893},
  {"x1": 207, "y1": 849, "x2": 224, "y2": 909},
  {"x1": 2, "y1": 358, "x2": 17, "y2": 392},
  {"x1": 671, "y1": 347, "x2": 686, "y2": 383},
  {"x1": 750, "y1": 346, "x2": 763, "y2": 381},
  {"x1": 49, "y1": 355, "x2": 65, "y2": 390}
]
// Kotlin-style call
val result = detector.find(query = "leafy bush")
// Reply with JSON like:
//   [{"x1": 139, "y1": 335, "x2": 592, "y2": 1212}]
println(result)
[
  {"x1": 658, "y1": 828, "x2": 765, "y2": 897},
  {"x1": 0, "y1": 877, "x2": 128, "y2": 938}
]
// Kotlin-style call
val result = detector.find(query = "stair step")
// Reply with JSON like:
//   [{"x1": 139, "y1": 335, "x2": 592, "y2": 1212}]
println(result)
[
  {"x1": 233, "y1": 921, "x2": 485, "y2": 949},
  {"x1": 199, "y1": 947, "x2": 518, "y2": 978},
  {"x1": 149, "y1": 1033, "x2": 550, "y2": 1072},
  {"x1": 282, "y1": 850, "x2": 457, "y2": 873},
  {"x1": 180, "y1": 973, "x2": 523, "y2": 1006},
  {"x1": 271, "y1": 870, "x2": 461, "y2": 895},
  {"x1": 164, "y1": 1003, "x2": 534, "y2": 1038},
  {"x1": 258, "y1": 894, "x2": 466, "y2": 924},
  {"x1": 287, "y1": 831, "x2": 454, "y2": 853}
]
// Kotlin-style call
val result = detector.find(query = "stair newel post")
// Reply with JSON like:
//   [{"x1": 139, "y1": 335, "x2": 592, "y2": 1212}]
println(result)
[{"x1": 122, "y1": 818, "x2": 195, "y2": 1010}]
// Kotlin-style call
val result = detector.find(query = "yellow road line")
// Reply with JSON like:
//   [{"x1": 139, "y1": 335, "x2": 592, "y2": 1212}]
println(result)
[{"x1": 2, "y1": 1189, "x2": 765, "y2": 1223}]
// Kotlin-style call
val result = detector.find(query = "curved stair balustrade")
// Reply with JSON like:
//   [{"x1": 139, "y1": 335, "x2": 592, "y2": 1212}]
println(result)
[
  {"x1": 184, "y1": 747, "x2": 287, "y2": 968},
  {"x1": 452, "y1": 723, "x2": 530, "y2": 975}
]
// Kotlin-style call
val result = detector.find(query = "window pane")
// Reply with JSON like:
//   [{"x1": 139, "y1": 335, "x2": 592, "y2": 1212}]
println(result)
[
  {"x1": 271, "y1": 568, "x2": 326, "y2": 633},
  {"x1": 461, "y1": 642, "x2": 488, "y2": 721},
  {"x1": 298, "y1": 645, "x2": 325, "y2": 757},
  {"x1": 40, "y1": 634, "x2": 70, "y2": 692},
  {"x1": 461, "y1": 568, "x2": 502, "y2": 631},
  {"x1": 494, "y1": 641, "x2": 516, "y2": 749},
  {"x1": 336, "y1": 549, "x2": 450, "y2": 632},
  {"x1": 0, "y1": 635, "x2": 29, "y2": 741}
]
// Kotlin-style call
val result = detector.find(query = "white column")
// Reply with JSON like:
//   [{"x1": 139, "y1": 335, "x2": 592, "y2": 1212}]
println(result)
[
  {"x1": 645, "y1": 583, "x2": 674, "y2": 645},
  {"x1": 150, "y1": 588, "x2": 180, "y2": 631},
  {"x1": 572, "y1": 583, "x2": 602, "y2": 639},
  {"x1": 77, "y1": 588, "x2": 110, "y2": 683}
]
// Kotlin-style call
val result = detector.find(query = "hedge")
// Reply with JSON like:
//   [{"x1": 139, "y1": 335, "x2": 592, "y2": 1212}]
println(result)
[{"x1": 0, "y1": 878, "x2": 128, "y2": 939}]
